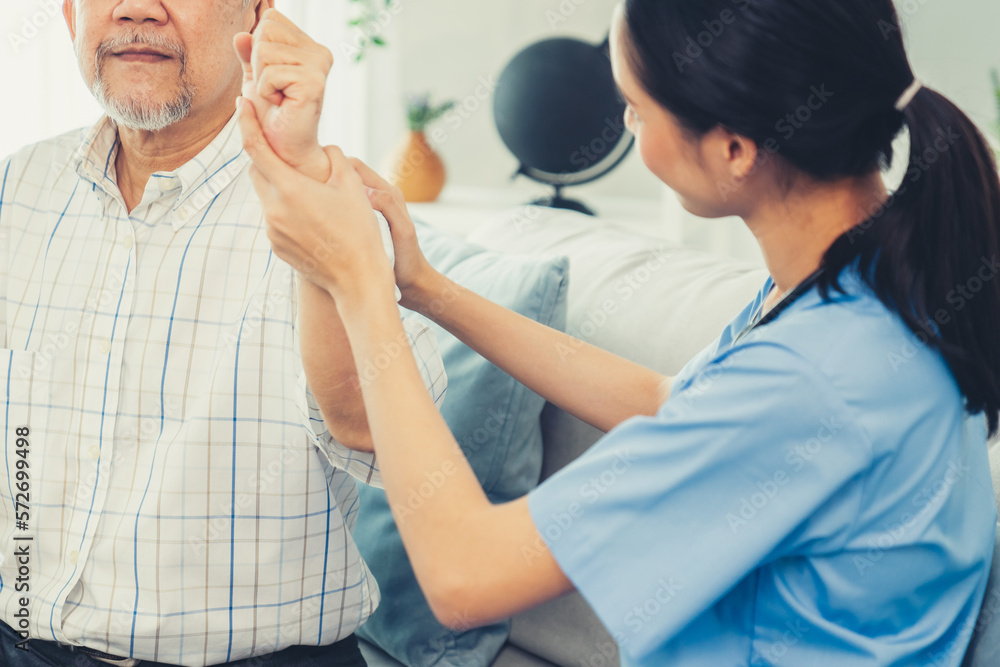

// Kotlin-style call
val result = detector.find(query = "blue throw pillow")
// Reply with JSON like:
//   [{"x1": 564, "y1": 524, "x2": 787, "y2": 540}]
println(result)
[{"x1": 354, "y1": 221, "x2": 569, "y2": 666}]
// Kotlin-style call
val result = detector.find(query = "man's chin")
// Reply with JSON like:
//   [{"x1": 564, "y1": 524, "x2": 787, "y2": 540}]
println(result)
[
  {"x1": 98, "y1": 97, "x2": 192, "y2": 133},
  {"x1": 93, "y1": 80, "x2": 194, "y2": 133}
]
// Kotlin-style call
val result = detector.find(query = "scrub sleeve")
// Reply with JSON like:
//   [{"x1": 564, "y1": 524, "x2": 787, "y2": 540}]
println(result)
[{"x1": 527, "y1": 341, "x2": 873, "y2": 661}]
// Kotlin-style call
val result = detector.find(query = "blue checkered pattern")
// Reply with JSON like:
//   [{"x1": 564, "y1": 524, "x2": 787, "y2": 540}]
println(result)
[{"x1": 0, "y1": 114, "x2": 446, "y2": 666}]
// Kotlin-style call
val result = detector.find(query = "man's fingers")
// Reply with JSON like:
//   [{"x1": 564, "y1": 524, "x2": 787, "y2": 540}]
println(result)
[
  {"x1": 258, "y1": 8, "x2": 299, "y2": 33},
  {"x1": 251, "y1": 41, "x2": 306, "y2": 76},
  {"x1": 253, "y1": 11, "x2": 307, "y2": 49},
  {"x1": 237, "y1": 98, "x2": 298, "y2": 186},
  {"x1": 257, "y1": 65, "x2": 323, "y2": 105}
]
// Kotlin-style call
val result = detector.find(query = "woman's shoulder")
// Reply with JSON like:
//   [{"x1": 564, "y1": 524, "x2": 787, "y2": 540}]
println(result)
[
  {"x1": 747, "y1": 271, "x2": 972, "y2": 455},
  {"x1": 776, "y1": 273, "x2": 957, "y2": 393}
]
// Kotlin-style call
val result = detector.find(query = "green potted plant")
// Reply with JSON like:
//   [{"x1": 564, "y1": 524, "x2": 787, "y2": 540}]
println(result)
[
  {"x1": 386, "y1": 94, "x2": 456, "y2": 202},
  {"x1": 347, "y1": 0, "x2": 392, "y2": 61}
]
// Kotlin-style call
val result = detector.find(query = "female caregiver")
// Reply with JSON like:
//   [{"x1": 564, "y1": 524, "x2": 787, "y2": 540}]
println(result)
[{"x1": 238, "y1": 0, "x2": 1000, "y2": 664}]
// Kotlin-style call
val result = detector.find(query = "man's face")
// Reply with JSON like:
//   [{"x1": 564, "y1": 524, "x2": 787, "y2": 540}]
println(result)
[{"x1": 64, "y1": 0, "x2": 258, "y2": 131}]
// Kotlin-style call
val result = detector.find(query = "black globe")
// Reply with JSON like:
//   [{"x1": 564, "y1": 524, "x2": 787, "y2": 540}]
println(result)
[{"x1": 493, "y1": 38, "x2": 633, "y2": 186}]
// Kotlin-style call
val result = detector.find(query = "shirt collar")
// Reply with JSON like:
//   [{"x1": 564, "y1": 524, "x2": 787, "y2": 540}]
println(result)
[{"x1": 72, "y1": 112, "x2": 249, "y2": 232}]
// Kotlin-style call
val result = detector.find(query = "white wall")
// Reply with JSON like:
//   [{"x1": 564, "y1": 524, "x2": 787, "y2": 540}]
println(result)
[
  {"x1": 369, "y1": 0, "x2": 662, "y2": 202},
  {"x1": 2, "y1": 0, "x2": 997, "y2": 217},
  {"x1": 0, "y1": 1, "x2": 102, "y2": 159},
  {"x1": 372, "y1": 0, "x2": 1000, "y2": 210}
]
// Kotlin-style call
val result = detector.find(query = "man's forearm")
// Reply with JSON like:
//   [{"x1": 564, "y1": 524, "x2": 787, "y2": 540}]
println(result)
[{"x1": 297, "y1": 275, "x2": 374, "y2": 452}]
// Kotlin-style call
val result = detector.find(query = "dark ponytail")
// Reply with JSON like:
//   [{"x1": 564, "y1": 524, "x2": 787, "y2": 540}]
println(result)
[
  {"x1": 624, "y1": 0, "x2": 1000, "y2": 437},
  {"x1": 825, "y1": 88, "x2": 1000, "y2": 437}
]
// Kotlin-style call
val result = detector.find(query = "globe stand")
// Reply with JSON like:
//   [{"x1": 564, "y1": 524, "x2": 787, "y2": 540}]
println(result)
[{"x1": 530, "y1": 185, "x2": 595, "y2": 217}]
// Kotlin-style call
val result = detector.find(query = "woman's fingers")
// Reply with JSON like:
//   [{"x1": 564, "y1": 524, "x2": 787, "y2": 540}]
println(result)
[
  {"x1": 367, "y1": 189, "x2": 410, "y2": 230},
  {"x1": 347, "y1": 159, "x2": 410, "y2": 227},
  {"x1": 349, "y1": 158, "x2": 395, "y2": 193},
  {"x1": 237, "y1": 98, "x2": 299, "y2": 187},
  {"x1": 322, "y1": 145, "x2": 365, "y2": 189}
]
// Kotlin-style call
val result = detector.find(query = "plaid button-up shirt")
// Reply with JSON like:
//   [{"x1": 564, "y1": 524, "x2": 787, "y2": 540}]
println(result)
[{"x1": 0, "y1": 114, "x2": 446, "y2": 666}]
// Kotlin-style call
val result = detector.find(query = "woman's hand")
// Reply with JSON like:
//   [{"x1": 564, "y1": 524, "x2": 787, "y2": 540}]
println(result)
[
  {"x1": 237, "y1": 97, "x2": 396, "y2": 308},
  {"x1": 347, "y1": 159, "x2": 444, "y2": 313}
]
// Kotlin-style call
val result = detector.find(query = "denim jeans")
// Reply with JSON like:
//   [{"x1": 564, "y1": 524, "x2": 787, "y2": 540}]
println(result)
[{"x1": 0, "y1": 620, "x2": 368, "y2": 667}]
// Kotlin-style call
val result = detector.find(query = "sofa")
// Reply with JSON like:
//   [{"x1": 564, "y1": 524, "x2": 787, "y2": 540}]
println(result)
[{"x1": 358, "y1": 206, "x2": 1000, "y2": 667}]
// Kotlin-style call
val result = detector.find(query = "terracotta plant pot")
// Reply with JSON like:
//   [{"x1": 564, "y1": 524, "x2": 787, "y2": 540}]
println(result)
[{"x1": 386, "y1": 131, "x2": 446, "y2": 203}]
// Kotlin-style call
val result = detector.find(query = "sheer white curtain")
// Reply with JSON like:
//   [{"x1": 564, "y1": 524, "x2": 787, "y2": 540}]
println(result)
[{"x1": 0, "y1": 1, "x2": 369, "y2": 160}]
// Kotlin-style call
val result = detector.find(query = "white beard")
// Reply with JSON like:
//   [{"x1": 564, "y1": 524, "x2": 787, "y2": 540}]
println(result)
[
  {"x1": 92, "y1": 76, "x2": 194, "y2": 132},
  {"x1": 89, "y1": 32, "x2": 194, "y2": 132}
]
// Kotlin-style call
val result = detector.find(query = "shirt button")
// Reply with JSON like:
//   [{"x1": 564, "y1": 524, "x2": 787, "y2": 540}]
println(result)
[
  {"x1": 69, "y1": 550, "x2": 79, "y2": 565},
  {"x1": 99, "y1": 339, "x2": 112, "y2": 354},
  {"x1": 177, "y1": 207, "x2": 191, "y2": 221},
  {"x1": 122, "y1": 236, "x2": 134, "y2": 249},
  {"x1": 157, "y1": 177, "x2": 176, "y2": 192},
  {"x1": 88, "y1": 446, "x2": 100, "y2": 461}
]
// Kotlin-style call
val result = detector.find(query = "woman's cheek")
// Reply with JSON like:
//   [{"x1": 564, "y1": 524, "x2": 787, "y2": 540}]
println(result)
[{"x1": 637, "y1": 133, "x2": 672, "y2": 185}]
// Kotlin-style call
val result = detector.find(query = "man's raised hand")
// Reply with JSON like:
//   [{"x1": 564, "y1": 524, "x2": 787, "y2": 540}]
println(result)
[{"x1": 234, "y1": 9, "x2": 334, "y2": 181}]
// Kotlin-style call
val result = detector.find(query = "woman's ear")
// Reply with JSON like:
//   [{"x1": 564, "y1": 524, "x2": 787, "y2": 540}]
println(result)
[{"x1": 716, "y1": 128, "x2": 760, "y2": 183}]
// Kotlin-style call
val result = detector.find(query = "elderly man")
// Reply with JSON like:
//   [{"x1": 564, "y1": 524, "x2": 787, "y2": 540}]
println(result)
[{"x1": 0, "y1": 1, "x2": 445, "y2": 666}]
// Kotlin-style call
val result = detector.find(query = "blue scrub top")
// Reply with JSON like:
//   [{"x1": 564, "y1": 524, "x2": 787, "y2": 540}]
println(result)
[{"x1": 528, "y1": 268, "x2": 996, "y2": 666}]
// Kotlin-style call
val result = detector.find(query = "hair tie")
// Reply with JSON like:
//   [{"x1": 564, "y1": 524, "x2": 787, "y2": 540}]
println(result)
[{"x1": 895, "y1": 79, "x2": 923, "y2": 111}]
